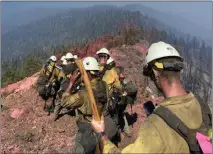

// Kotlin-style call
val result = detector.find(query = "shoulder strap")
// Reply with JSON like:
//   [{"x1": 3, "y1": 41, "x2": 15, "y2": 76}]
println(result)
[
  {"x1": 154, "y1": 106, "x2": 189, "y2": 139},
  {"x1": 154, "y1": 106, "x2": 201, "y2": 153},
  {"x1": 99, "y1": 65, "x2": 108, "y2": 79},
  {"x1": 106, "y1": 62, "x2": 116, "y2": 70},
  {"x1": 99, "y1": 63, "x2": 116, "y2": 79},
  {"x1": 104, "y1": 81, "x2": 109, "y2": 102},
  {"x1": 197, "y1": 101, "x2": 212, "y2": 129}
]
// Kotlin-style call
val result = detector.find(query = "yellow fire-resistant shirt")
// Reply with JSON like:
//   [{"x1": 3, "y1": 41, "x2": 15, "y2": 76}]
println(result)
[
  {"x1": 101, "y1": 66, "x2": 122, "y2": 95},
  {"x1": 39, "y1": 63, "x2": 65, "y2": 84},
  {"x1": 61, "y1": 78, "x2": 108, "y2": 123},
  {"x1": 103, "y1": 92, "x2": 203, "y2": 153}
]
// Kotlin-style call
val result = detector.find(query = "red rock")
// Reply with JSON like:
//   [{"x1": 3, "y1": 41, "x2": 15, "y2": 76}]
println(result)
[
  {"x1": 11, "y1": 146, "x2": 21, "y2": 153},
  {"x1": 10, "y1": 109, "x2": 24, "y2": 119},
  {"x1": 7, "y1": 145, "x2": 22, "y2": 153},
  {"x1": 1, "y1": 72, "x2": 39, "y2": 95}
]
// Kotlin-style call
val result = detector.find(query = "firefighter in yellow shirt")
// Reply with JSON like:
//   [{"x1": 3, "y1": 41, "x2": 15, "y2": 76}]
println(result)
[
  {"x1": 36, "y1": 55, "x2": 66, "y2": 113},
  {"x1": 36, "y1": 55, "x2": 58, "y2": 100},
  {"x1": 91, "y1": 41, "x2": 212, "y2": 153},
  {"x1": 54, "y1": 57, "x2": 118, "y2": 153},
  {"x1": 96, "y1": 48, "x2": 122, "y2": 96}
]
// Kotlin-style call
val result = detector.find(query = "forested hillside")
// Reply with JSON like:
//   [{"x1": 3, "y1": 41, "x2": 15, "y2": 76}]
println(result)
[
  {"x1": 1, "y1": 5, "x2": 212, "y2": 104},
  {"x1": 2, "y1": 6, "x2": 138, "y2": 60},
  {"x1": 123, "y1": 4, "x2": 212, "y2": 43}
]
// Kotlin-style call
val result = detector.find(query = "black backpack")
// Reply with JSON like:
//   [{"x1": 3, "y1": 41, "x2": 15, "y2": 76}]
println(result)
[{"x1": 154, "y1": 101, "x2": 212, "y2": 154}]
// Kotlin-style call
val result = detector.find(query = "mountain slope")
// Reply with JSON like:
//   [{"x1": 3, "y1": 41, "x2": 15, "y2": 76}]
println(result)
[
  {"x1": 123, "y1": 4, "x2": 212, "y2": 42},
  {"x1": 2, "y1": 5, "x2": 143, "y2": 61},
  {"x1": 2, "y1": 8, "x2": 71, "y2": 34}
]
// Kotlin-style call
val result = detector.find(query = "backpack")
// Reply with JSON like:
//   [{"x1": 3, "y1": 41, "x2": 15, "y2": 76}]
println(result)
[
  {"x1": 92, "y1": 80, "x2": 119, "y2": 140},
  {"x1": 154, "y1": 101, "x2": 212, "y2": 154},
  {"x1": 123, "y1": 81, "x2": 138, "y2": 96},
  {"x1": 76, "y1": 80, "x2": 118, "y2": 153},
  {"x1": 92, "y1": 79, "x2": 108, "y2": 107},
  {"x1": 36, "y1": 62, "x2": 56, "y2": 99}
]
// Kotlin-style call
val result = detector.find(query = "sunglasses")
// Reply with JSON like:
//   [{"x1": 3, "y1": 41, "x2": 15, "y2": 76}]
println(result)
[{"x1": 98, "y1": 54, "x2": 108, "y2": 58}]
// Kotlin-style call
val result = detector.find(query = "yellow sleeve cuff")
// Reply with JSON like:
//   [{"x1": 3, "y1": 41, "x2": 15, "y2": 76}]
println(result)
[{"x1": 103, "y1": 140, "x2": 119, "y2": 153}]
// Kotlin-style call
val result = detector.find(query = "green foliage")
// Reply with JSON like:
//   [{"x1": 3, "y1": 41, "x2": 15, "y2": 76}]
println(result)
[
  {"x1": 2, "y1": 67, "x2": 18, "y2": 86},
  {"x1": 2, "y1": 53, "x2": 43, "y2": 87},
  {"x1": 2, "y1": 7, "x2": 141, "y2": 62},
  {"x1": 107, "y1": 28, "x2": 142, "y2": 49},
  {"x1": 22, "y1": 55, "x2": 43, "y2": 77},
  {"x1": 123, "y1": 28, "x2": 142, "y2": 45}
]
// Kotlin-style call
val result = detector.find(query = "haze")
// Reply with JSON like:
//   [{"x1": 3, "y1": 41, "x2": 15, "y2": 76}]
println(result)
[{"x1": 2, "y1": 1, "x2": 212, "y2": 41}]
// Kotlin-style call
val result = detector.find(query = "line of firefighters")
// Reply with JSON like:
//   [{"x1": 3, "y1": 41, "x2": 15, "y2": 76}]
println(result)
[
  {"x1": 35, "y1": 41, "x2": 212, "y2": 154},
  {"x1": 36, "y1": 47, "x2": 138, "y2": 153}
]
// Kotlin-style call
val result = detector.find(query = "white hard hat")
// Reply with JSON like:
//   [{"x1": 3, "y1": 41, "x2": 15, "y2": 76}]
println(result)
[
  {"x1": 107, "y1": 57, "x2": 114, "y2": 64},
  {"x1": 83, "y1": 57, "x2": 100, "y2": 71},
  {"x1": 96, "y1": 48, "x2": 110, "y2": 56},
  {"x1": 62, "y1": 59, "x2": 67, "y2": 65},
  {"x1": 60, "y1": 56, "x2": 66, "y2": 61},
  {"x1": 49, "y1": 55, "x2": 57, "y2": 62},
  {"x1": 65, "y1": 53, "x2": 74, "y2": 59},
  {"x1": 73, "y1": 55, "x2": 78, "y2": 59},
  {"x1": 145, "y1": 41, "x2": 183, "y2": 65}
]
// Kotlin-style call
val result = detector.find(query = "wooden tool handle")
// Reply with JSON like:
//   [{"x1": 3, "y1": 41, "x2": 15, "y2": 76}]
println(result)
[{"x1": 75, "y1": 59, "x2": 101, "y2": 121}]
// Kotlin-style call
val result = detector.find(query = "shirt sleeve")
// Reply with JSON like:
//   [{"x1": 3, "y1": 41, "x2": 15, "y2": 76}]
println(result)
[
  {"x1": 103, "y1": 116, "x2": 165, "y2": 153},
  {"x1": 61, "y1": 92, "x2": 84, "y2": 109}
]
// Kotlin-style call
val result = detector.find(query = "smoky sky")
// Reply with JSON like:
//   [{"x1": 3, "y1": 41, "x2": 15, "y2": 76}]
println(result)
[{"x1": 2, "y1": 1, "x2": 212, "y2": 35}]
